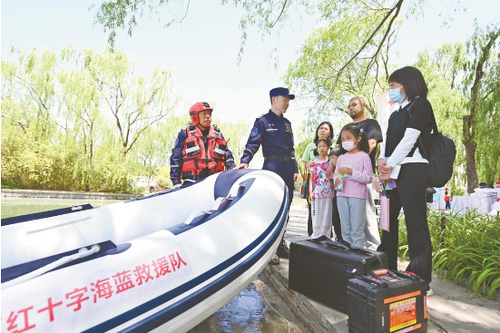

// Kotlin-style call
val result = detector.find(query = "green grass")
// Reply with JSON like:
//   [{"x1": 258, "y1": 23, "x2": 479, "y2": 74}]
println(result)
[{"x1": 396, "y1": 210, "x2": 500, "y2": 299}]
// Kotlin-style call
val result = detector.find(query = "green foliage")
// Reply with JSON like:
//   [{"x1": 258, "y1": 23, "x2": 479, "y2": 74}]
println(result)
[
  {"x1": 397, "y1": 211, "x2": 500, "y2": 299},
  {"x1": 411, "y1": 23, "x2": 500, "y2": 193},
  {"x1": 155, "y1": 165, "x2": 172, "y2": 189},
  {"x1": 1, "y1": 47, "x2": 253, "y2": 193},
  {"x1": 214, "y1": 119, "x2": 252, "y2": 163},
  {"x1": 1, "y1": 135, "x2": 78, "y2": 190},
  {"x1": 1, "y1": 49, "x2": 58, "y2": 142},
  {"x1": 286, "y1": 12, "x2": 400, "y2": 123},
  {"x1": 465, "y1": 24, "x2": 500, "y2": 185},
  {"x1": 294, "y1": 137, "x2": 314, "y2": 176},
  {"x1": 93, "y1": 0, "x2": 189, "y2": 47},
  {"x1": 281, "y1": 3, "x2": 498, "y2": 194},
  {"x1": 284, "y1": 1, "x2": 410, "y2": 132}
]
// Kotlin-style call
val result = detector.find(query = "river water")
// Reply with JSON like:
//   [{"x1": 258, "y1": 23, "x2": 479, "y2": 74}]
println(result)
[
  {"x1": 1, "y1": 196, "x2": 306, "y2": 332},
  {"x1": 1, "y1": 197, "x2": 121, "y2": 219}
]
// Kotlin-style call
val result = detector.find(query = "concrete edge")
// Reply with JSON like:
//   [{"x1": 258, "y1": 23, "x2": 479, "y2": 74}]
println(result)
[
  {"x1": 433, "y1": 269, "x2": 500, "y2": 302},
  {"x1": 264, "y1": 259, "x2": 446, "y2": 333},
  {"x1": 263, "y1": 262, "x2": 340, "y2": 333},
  {"x1": 1, "y1": 189, "x2": 137, "y2": 201}
]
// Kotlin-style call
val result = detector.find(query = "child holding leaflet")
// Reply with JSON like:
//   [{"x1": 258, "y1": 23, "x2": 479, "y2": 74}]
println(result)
[
  {"x1": 308, "y1": 139, "x2": 334, "y2": 239},
  {"x1": 334, "y1": 125, "x2": 373, "y2": 248}
]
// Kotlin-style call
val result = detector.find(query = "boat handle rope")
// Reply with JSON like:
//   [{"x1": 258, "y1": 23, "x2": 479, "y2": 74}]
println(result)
[
  {"x1": 184, "y1": 183, "x2": 246, "y2": 226},
  {"x1": 1, "y1": 244, "x2": 101, "y2": 290}
]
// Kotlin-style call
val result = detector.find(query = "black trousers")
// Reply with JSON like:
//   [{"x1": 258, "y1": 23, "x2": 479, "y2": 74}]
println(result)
[
  {"x1": 307, "y1": 199, "x2": 313, "y2": 236},
  {"x1": 378, "y1": 163, "x2": 432, "y2": 285},
  {"x1": 331, "y1": 196, "x2": 342, "y2": 241}
]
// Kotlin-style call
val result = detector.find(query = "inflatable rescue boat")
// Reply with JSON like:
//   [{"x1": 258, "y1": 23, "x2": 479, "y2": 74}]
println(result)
[{"x1": 1, "y1": 169, "x2": 290, "y2": 332}]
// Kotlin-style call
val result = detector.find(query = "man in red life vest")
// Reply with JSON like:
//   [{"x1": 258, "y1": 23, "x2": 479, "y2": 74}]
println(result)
[{"x1": 170, "y1": 102, "x2": 235, "y2": 187}]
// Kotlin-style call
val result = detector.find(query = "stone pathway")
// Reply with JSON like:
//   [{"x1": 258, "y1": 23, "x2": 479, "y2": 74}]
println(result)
[{"x1": 275, "y1": 197, "x2": 500, "y2": 333}]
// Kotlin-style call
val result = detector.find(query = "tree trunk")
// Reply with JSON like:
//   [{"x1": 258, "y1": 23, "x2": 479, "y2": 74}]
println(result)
[
  {"x1": 463, "y1": 137, "x2": 478, "y2": 193},
  {"x1": 461, "y1": 27, "x2": 500, "y2": 194}
]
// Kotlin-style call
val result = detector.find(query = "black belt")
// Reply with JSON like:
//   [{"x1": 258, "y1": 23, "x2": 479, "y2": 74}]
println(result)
[
  {"x1": 181, "y1": 170, "x2": 214, "y2": 181},
  {"x1": 265, "y1": 155, "x2": 293, "y2": 162}
]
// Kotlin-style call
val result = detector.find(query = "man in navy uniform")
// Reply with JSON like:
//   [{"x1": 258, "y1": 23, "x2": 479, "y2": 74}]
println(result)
[
  {"x1": 235, "y1": 87, "x2": 300, "y2": 261},
  {"x1": 170, "y1": 102, "x2": 235, "y2": 188}
]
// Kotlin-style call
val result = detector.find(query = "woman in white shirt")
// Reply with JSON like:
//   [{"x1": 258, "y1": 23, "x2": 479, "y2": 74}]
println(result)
[{"x1": 378, "y1": 66, "x2": 434, "y2": 294}]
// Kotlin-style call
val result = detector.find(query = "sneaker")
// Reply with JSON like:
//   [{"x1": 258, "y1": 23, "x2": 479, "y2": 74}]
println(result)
[
  {"x1": 270, "y1": 254, "x2": 280, "y2": 265},
  {"x1": 277, "y1": 241, "x2": 290, "y2": 259},
  {"x1": 426, "y1": 288, "x2": 433, "y2": 296}
]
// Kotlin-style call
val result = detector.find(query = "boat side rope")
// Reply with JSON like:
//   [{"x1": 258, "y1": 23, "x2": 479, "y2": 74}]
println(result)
[
  {"x1": 1, "y1": 244, "x2": 100, "y2": 290},
  {"x1": 184, "y1": 183, "x2": 245, "y2": 226}
]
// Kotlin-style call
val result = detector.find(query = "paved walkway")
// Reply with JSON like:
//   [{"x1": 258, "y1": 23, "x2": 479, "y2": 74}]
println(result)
[{"x1": 266, "y1": 198, "x2": 500, "y2": 333}]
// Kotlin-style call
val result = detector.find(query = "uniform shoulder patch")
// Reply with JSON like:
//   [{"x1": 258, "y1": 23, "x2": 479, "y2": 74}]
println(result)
[{"x1": 250, "y1": 126, "x2": 259, "y2": 137}]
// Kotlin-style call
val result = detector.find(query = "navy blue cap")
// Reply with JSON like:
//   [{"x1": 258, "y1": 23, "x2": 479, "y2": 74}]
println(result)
[{"x1": 269, "y1": 87, "x2": 295, "y2": 100}]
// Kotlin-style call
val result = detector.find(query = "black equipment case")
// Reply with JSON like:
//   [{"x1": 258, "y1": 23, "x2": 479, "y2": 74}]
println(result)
[
  {"x1": 347, "y1": 269, "x2": 428, "y2": 333},
  {"x1": 288, "y1": 239, "x2": 388, "y2": 312}
]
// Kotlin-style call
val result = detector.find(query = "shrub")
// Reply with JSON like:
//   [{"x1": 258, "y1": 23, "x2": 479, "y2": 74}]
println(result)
[{"x1": 396, "y1": 210, "x2": 500, "y2": 299}]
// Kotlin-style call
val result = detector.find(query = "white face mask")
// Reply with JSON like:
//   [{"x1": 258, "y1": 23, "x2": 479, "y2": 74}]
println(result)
[{"x1": 342, "y1": 141, "x2": 356, "y2": 151}]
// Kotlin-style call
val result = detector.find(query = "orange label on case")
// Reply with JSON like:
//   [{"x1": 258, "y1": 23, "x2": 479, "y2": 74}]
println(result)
[
  {"x1": 424, "y1": 295, "x2": 427, "y2": 319},
  {"x1": 389, "y1": 297, "x2": 417, "y2": 332},
  {"x1": 384, "y1": 290, "x2": 421, "y2": 304}
]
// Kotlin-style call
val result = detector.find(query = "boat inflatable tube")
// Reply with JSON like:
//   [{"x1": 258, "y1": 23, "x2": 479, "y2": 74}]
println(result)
[{"x1": 1, "y1": 169, "x2": 290, "y2": 333}]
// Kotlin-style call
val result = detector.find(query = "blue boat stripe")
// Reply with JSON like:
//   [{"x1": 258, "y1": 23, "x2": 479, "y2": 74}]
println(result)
[
  {"x1": 1, "y1": 204, "x2": 94, "y2": 226},
  {"x1": 83, "y1": 187, "x2": 289, "y2": 333},
  {"x1": 168, "y1": 178, "x2": 255, "y2": 236}
]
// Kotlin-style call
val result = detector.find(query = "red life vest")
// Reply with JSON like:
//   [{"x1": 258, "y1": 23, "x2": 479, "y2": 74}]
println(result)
[{"x1": 181, "y1": 124, "x2": 228, "y2": 180}]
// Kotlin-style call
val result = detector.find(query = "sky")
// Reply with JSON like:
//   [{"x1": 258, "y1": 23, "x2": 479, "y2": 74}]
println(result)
[{"x1": 2, "y1": 0, "x2": 499, "y2": 136}]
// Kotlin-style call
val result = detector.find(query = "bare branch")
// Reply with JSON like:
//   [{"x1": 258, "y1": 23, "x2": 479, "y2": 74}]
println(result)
[
  {"x1": 362, "y1": 0, "x2": 402, "y2": 85},
  {"x1": 334, "y1": 0, "x2": 403, "y2": 82},
  {"x1": 179, "y1": 0, "x2": 191, "y2": 23},
  {"x1": 269, "y1": 0, "x2": 289, "y2": 29}
]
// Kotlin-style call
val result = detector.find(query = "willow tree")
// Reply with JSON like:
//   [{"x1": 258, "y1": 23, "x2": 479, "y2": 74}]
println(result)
[
  {"x1": 59, "y1": 49, "x2": 105, "y2": 190},
  {"x1": 92, "y1": 0, "x2": 420, "y2": 122},
  {"x1": 284, "y1": 12, "x2": 398, "y2": 126},
  {"x1": 413, "y1": 24, "x2": 500, "y2": 193},
  {"x1": 78, "y1": 48, "x2": 176, "y2": 159},
  {"x1": 0, "y1": 50, "x2": 72, "y2": 189},
  {"x1": 461, "y1": 24, "x2": 500, "y2": 192},
  {"x1": 1, "y1": 50, "x2": 58, "y2": 142},
  {"x1": 2, "y1": 47, "x2": 179, "y2": 192},
  {"x1": 133, "y1": 114, "x2": 188, "y2": 178}
]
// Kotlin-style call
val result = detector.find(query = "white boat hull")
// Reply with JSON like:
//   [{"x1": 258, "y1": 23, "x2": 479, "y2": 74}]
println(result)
[{"x1": 1, "y1": 169, "x2": 289, "y2": 332}]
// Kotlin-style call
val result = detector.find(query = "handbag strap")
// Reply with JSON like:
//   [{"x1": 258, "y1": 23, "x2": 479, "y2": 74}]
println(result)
[{"x1": 303, "y1": 161, "x2": 309, "y2": 178}]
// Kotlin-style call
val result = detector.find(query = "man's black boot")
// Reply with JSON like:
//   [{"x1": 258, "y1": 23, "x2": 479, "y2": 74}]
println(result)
[{"x1": 277, "y1": 239, "x2": 289, "y2": 259}]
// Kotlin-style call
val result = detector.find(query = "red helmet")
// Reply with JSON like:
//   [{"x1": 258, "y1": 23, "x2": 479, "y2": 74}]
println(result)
[{"x1": 189, "y1": 102, "x2": 213, "y2": 124}]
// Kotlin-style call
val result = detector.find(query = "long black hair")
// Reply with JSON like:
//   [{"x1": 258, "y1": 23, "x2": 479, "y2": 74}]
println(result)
[
  {"x1": 313, "y1": 138, "x2": 332, "y2": 156},
  {"x1": 388, "y1": 66, "x2": 428, "y2": 100},
  {"x1": 340, "y1": 124, "x2": 369, "y2": 153},
  {"x1": 313, "y1": 121, "x2": 334, "y2": 145}
]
